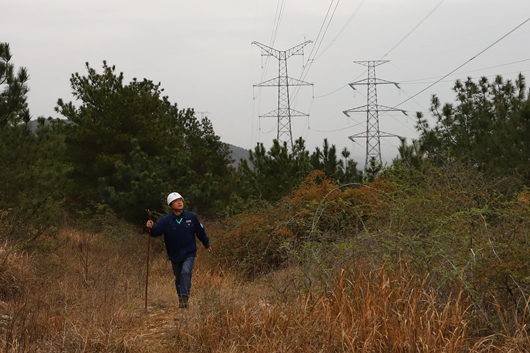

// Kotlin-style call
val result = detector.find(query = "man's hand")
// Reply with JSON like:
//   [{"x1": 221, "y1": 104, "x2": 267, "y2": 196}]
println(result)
[
  {"x1": 146, "y1": 220, "x2": 154, "y2": 228},
  {"x1": 206, "y1": 246, "x2": 212, "y2": 253}
]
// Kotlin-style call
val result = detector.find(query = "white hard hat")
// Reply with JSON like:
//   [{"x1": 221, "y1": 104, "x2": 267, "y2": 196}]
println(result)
[{"x1": 167, "y1": 192, "x2": 183, "y2": 206}]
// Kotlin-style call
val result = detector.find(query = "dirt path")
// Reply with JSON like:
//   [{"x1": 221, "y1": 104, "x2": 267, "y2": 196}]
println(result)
[{"x1": 120, "y1": 259, "x2": 284, "y2": 352}]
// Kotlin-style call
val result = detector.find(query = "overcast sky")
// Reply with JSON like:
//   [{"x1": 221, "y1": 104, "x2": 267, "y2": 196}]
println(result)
[{"x1": 3, "y1": 0, "x2": 530, "y2": 166}]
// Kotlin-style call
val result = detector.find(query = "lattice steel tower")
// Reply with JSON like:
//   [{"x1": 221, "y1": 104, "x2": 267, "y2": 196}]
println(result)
[
  {"x1": 343, "y1": 60, "x2": 406, "y2": 167},
  {"x1": 252, "y1": 41, "x2": 313, "y2": 148}
]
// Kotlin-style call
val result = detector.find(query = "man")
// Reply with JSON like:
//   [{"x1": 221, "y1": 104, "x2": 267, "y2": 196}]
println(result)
[{"x1": 146, "y1": 192, "x2": 212, "y2": 308}]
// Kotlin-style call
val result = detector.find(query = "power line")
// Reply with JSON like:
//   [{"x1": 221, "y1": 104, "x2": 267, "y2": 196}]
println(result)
[
  {"x1": 250, "y1": 0, "x2": 262, "y2": 148},
  {"x1": 269, "y1": 0, "x2": 287, "y2": 49},
  {"x1": 387, "y1": 62, "x2": 431, "y2": 113},
  {"x1": 269, "y1": 0, "x2": 281, "y2": 46},
  {"x1": 259, "y1": 0, "x2": 288, "y2": 84},
  {"x1": 385, "y1": 59, "x2": 530, "y2": 127},
  {"x1": 292, "y1": 0, "x2": 342, "y2": 101},
  {"x1": 313, "y1": 84, "x2": 349, "y2": 98},
  {"x1": 308, "y1": 0, "x2": 342, "y2": 63},
  {"x1": 386, "y1": 114, "x2": 418, "y2": 135},
  {"x1": 381, "y1": 0, "x2": 446, "y2": 59},
  {"x1": 381, "y1": 140, "x2": 400, "y2": 150},
  {"x1": 315, "y1": 0, "x2": 367, "y2": 60},
  {"x1": 400, "y1": 70, "x2": 530, "y2": 86},
  {"x1": 376, "y1": 64, "x2": 530, "y2": 138},
  {"x1": 389, "y1": 14, "x2": 530, "y2": 58},
  {"x1": 304, "y1": 0, "x2": 338, "y2": 64},
  {"x1": 396, "y1": 15, "x2": 530, "y2": 107},
  {"x1": 399, "y1": 58, "x2": 530, "y2": 84},
  {"x1": 299, "y1": 0, "x2": 367, "y2": 101},
  {"x1": 316, "y1": 0, "x2": 446, "y2": 158},
  {"x1": 313, "y1": 69, "x2": 368, "y2": 99},
  {"x1": 391, "y1": 36, "x2": 520, "y2": 63},
  {"x1": 309, "y1": 121, "x2": 364, "y2": 133},
  {"x1": 260, "y1": 123, "x2": 278, "y2": 134}
]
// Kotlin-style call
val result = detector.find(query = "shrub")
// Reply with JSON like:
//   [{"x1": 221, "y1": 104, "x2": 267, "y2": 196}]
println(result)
[
  {"x1": 214, "y1": 164, "x2": 530, "y2": 336},
  {"x1": 214, "y1": 170, "x2": 391, "y2": 277}
]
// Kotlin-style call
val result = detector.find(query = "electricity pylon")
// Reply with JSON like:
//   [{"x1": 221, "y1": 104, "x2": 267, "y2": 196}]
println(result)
[
  {"x1": 252, "y1": 41, "x2": 312, "y2": 149},
  {"x1": 197, "y1": 111, "x2": 209, "y2": 120},
  {"x1": 343, "y1": 60, "x2": 406, "y2": 167}
]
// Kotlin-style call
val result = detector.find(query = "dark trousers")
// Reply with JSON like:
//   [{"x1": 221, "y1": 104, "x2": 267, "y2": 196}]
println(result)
[{"x1": 171, "y1": 257, "x2": 195, "y2": 298}]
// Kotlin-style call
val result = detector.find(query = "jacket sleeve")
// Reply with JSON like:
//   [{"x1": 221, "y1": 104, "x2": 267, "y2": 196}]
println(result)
[
  {"x1": 150, "y1": 217, "x2": 165, "y2": 237},
  {"x1": 193, "y1": 215, "x2": 210, "y2": 248}
]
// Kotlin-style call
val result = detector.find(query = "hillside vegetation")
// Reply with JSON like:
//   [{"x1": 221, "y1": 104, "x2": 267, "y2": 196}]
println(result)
[
  {"x1": 2, "y1": 166, "x2": 530, "y2": 352},
  {"x1": 2, "y1": 42, "x2": 530, "y2": 351}
]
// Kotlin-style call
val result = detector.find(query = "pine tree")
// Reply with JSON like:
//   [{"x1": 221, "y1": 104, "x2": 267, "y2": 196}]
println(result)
[
  {"x1": 311, "y1": 138, "x2": 360, "y2": 183},
  {"x1": 237, "y1": 138, "x2": 312, "y2": 202},
  {"x1": 56, "y1": 61, "x2": 233, "y2": 218},
  {"x1": 397, "y1": 74, "x2": 530, "y2": 182},
  {"x1": 0, "y1": 43, "x2": 66, "y2": 241},
  {"x1": 0, "y1": 43, "x2": 29, "y2": 127}
]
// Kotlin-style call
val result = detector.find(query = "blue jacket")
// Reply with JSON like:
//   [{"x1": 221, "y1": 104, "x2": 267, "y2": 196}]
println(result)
[{"x1": 150, "y1": 210, "x2": 210, "y2": 262}]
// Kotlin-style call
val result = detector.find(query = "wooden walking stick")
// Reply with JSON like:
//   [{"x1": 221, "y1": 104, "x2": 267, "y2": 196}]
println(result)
[{"x1": 145, "y1": 209, "x2": 152, "y2": 313}]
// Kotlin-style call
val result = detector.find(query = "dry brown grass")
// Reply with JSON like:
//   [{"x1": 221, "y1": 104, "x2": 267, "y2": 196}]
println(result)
[
  {"x1": 0, "y1": 241, "x2": 35, "y2": 301},
  {"x1": 0, "y1": 228, "x2": 149, "y2": 352},
  {"x1": 162, "y1": 264, "x2": 469, "y2": 352},
  {"x1": 1, "y1": 228, "x2": 529, "y2": 352}
]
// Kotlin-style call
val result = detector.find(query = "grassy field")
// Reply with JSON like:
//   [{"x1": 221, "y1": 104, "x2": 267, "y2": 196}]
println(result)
[{"x1": 1, "y1": 225, "x2": 529, "y2": 352}]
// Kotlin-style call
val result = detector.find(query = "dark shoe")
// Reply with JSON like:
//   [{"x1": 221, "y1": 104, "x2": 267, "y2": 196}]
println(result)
[{"x1": 178, "y1": 296, "x2": 189, "y2": 308}]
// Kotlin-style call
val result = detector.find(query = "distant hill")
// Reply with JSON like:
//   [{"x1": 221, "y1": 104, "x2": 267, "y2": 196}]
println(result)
[
  {"x1": 27, "y1": 119, "x2": 51, "y2": 132},
  {"x1": 227, "y1": 143, "x2": 250, "y2": 168}
]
